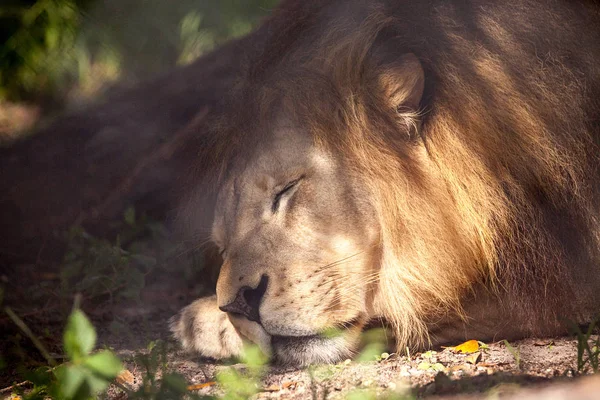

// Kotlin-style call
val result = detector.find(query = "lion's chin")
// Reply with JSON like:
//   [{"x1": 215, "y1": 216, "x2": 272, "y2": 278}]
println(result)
[
  {"x1": 271, "y1": 334, "x2": 355, "y2": 367},
  {"x1": 230, "y1": 314, "x2": 364, "y2": 366}
]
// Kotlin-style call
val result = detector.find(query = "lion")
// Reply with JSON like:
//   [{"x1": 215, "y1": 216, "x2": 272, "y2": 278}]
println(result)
[{"x1": 170, "y1": 0, "x2": 600, "y2": 366}]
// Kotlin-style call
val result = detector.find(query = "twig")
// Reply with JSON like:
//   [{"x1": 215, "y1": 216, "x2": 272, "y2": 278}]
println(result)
[
  {"x1": 0, "y1": 380, "x2": 32, "y2": 394},
  {"x1": 4, "y1": 307, "x2": 57, "y2": 366},
  {"x1": 503, "y1": 339, "x2": 521, "y2": 370}
]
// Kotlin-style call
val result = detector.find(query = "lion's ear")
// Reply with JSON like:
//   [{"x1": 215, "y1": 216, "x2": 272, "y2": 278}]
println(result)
[{"x1": 370, "y1": 53, "x2": 424, "y2": 113}]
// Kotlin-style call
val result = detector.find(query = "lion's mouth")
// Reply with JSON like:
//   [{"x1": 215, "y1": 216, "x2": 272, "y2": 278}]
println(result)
[
  {"x1": 270, "y1": 333, "x2": 355, "y2": 366},
  {"x1": 271, "y1": 334, "x2": 330, "y2": 346},
  {"x1": 230, "y1": 312, "x2": 366, "y2": 366},
  {"x1": 268, "y1": 317, "x2": 366, "y2": 366}
]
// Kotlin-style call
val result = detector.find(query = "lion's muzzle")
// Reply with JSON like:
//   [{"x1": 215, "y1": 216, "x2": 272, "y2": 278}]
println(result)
[{"x1": 219, "y1": 274, "x2": 269, "y2": 323}]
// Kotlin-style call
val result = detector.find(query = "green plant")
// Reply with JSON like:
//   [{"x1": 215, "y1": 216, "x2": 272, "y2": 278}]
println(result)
[
  {"x1": 573, "y1": 316, "x2": 600, "y2": 374},
  {"x1": 0, "y1": 0, "x2": 281, "y2": 103},
  {"x1": 346, "y1": 389, "x2": 378, "y2": 400},
  {"x1": 59, "y1": 207, "x2": 167, "y2": 306},
  {"x1": 216, "y1": 344, "x2": 267, "y2": 400},
  {"x1": 124, "y1": 340, "x2": 207, "y2": 400},
  {"x1": 503, "y1": 340, "x2": 521, "y2": 370},
  {"x1": 4, "y1": 307, "x2": 209, "y2": 399},
  {"x1": 60, "y1": 227, "x2": 151, "y2": 305},
  {"x1": 345, "y1": 386, "x2": 415, "y2": 400},
  {"x1": 416, "y1": 351, "x2": 445, "y2": 372},
  {"x1": 356, "y1": 328, "x2": 391, "y2": 362},
  {"x1": 0, "y1": 0, "x2": 83, "y2": 101},
  {"x1": 4, "y1": 307, "x2": 122, "y2": 399}
]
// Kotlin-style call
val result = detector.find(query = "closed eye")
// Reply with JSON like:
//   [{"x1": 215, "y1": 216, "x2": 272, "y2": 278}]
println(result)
[{"x1": 272, "y1": 176, "x2": 303, "y2": 212}]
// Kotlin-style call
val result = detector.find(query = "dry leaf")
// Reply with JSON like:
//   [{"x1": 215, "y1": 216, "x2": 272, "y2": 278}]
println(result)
[
  {"x1": 187, "y1": 381, "x2": 216, "y2": 391},
  {"x1": 282, "y1": 381, "x2": 297, "y2": 390},
  {"x1": 533, "y1": 340, "x2": 554, "y2": 346},
  {"x1": 115, "y1": 369, "x2": 135, "y2": 386},
  {"x1": 447, "y1": 364, "x2": 470, "y2": 373},
  {"x1": 465, "y1": 352, "x2": 481, "y2": 365},
  {"x1": 263, "y1": 384, "x2": 282, "y2": 392},
  {"x1": 445, "y1": 339, "x2": 480, "y2": 354},
  {"x1": 263, "y1": 381, "x2": 298, "y2": 392}
]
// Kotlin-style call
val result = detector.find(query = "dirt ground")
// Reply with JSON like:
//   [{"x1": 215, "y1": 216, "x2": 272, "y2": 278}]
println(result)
[
  {"x1": 2, "y1": 260, "x2": 599, "y2": 400},
  {"x1": 115, "y1": 332, "x2": 600, "y2": 399}
]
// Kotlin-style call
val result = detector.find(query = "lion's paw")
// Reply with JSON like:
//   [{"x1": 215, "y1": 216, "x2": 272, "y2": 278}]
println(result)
[{"x1": 169, "y1": 295, "x2": 244, "y2": 359}]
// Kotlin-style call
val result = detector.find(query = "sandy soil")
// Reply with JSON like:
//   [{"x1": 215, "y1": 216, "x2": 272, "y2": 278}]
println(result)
[{"x1": 108, "y1": 336, "x2": 598, "y2": 399}]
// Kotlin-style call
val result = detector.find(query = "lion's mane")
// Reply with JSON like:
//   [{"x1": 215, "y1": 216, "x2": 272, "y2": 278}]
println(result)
[{"x1": 189, "y1": 0, "x2": 600, "y2": 347}]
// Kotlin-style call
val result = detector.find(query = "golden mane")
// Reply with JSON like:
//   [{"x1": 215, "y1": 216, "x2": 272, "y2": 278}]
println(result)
[{"x1": 190, "y1": 0, "x2": 600, "y2": 348}]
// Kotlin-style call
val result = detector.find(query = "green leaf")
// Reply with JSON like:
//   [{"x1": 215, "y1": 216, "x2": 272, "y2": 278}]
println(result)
[
  {"x1": 56, "y1": 364, "x2": 86, "y2": 399},
  {"x1": 357, "y1": 342, "x2": 385, "y2": 362},
  {"x1": 83, "y1": 368, "x2": 110, "y2": 396},
  {"x1": 241, "y1": 344, "x2": 268, "y2": 369},
  {"x1": 84, "y1": 350, "x2": 123, "y2": 379},
  {"x1": 24, "y1": 366, "x2": 53, "y2": 387},
  {"x1": 432, "y1": 362, "x2": 446, "y2": 371},
  {"x1": 346, "y1": 389, "x2": 377, "y2": 400},
  {"x1": 147, "y1": 340, "x2": 158, "y2": 352},
  {"x1": 118, "y1": 267, "x2": 146, "y2": 300},
  {"x1": 417, "y1": 361, "x2": 445, "y2": 372},
  {"x1": 417, "y1": 361, "x2": 431, "y2": 370},
  {"x1": 162, "y1": 373, "x2": 188, "y2": 394},
  {"x1": 477, "y1": 341, "x2": 490, "y2": 350},
  {"x1": 64, "y1": 310, "x2": 97, "y2": 360}
]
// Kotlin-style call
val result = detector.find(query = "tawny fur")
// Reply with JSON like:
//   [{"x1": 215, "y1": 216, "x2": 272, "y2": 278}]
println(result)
[{"x1": 173, "y1": 0, "x2": 600, "y2": 362}]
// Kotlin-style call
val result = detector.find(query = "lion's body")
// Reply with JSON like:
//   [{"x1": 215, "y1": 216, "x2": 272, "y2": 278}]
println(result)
[{"x1": 171, "y1": 0, "x2": 600, "y2": 365}]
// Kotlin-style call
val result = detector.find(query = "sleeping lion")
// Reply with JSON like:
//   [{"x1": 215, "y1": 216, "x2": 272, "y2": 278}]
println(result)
[{"x1": 170, "y1": 0, "x2": 600, "y2": 366}]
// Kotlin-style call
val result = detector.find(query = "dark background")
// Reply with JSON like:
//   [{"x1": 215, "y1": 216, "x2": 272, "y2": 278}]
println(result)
[
  {"x1": 0, "y1": 0, "x2": 280, "y2": 389},
  {"x1": 0, "y1": 0, "x2": 279, "y2": 135}
]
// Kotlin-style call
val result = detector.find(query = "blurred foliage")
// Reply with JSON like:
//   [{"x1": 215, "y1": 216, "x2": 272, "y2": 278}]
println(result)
[
  {"x1": 573, "y1": 315, "x2": 600, "y2": 374},
  {"x1": 0, "y1": 0, "x2": 279, "y2": 104},
  {"x1": 216, "y1": 344, "x2": 268, "y2": 400},
  {"x1": 5, "y1": 307, "x2": 123, "y2": 400}
]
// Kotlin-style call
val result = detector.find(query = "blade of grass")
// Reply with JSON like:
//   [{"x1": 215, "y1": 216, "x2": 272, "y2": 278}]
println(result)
[{"x1": 5, "y1": 307, "x2": 57, "y2": 366}]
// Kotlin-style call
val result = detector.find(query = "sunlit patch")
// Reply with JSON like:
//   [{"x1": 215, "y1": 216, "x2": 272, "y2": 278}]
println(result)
[
  {"x1": 310, "y1": 150, "x2": 335, "y2": 171},
  {"x1": 330, "y1": 235, "x2": 356, "y2": 254}
]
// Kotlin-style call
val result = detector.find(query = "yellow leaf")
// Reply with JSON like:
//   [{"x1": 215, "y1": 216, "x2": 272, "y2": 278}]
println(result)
[{"x1": 446, "y1": 339, "x2": 480, "y2": 354}]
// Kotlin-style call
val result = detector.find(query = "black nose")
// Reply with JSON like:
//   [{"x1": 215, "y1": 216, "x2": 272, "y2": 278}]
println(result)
[{"x1": 219, "y1": 275, "x2": 269, "y2": 323}]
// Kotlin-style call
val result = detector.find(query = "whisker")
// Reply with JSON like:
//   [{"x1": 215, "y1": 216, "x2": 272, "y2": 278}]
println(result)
[{"x1": 312, "y1": 250, "x2": 367, "y2": 274}]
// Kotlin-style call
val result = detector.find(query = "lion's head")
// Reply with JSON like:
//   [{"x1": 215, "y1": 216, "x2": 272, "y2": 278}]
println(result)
[
  {"x1": 207, "y1": 36, "x2": 438, "y2": 364},
  {"x1": 212, "y1": 126, "x2": 379, "y2": 364},
  {"x1": 176, "y1": 0, "x2": 600, "y2": 366}
]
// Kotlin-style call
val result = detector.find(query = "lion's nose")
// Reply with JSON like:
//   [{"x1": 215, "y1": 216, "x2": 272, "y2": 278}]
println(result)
[{"x1": 219, "y1": 274, "x2": 269, "y2": 323}]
